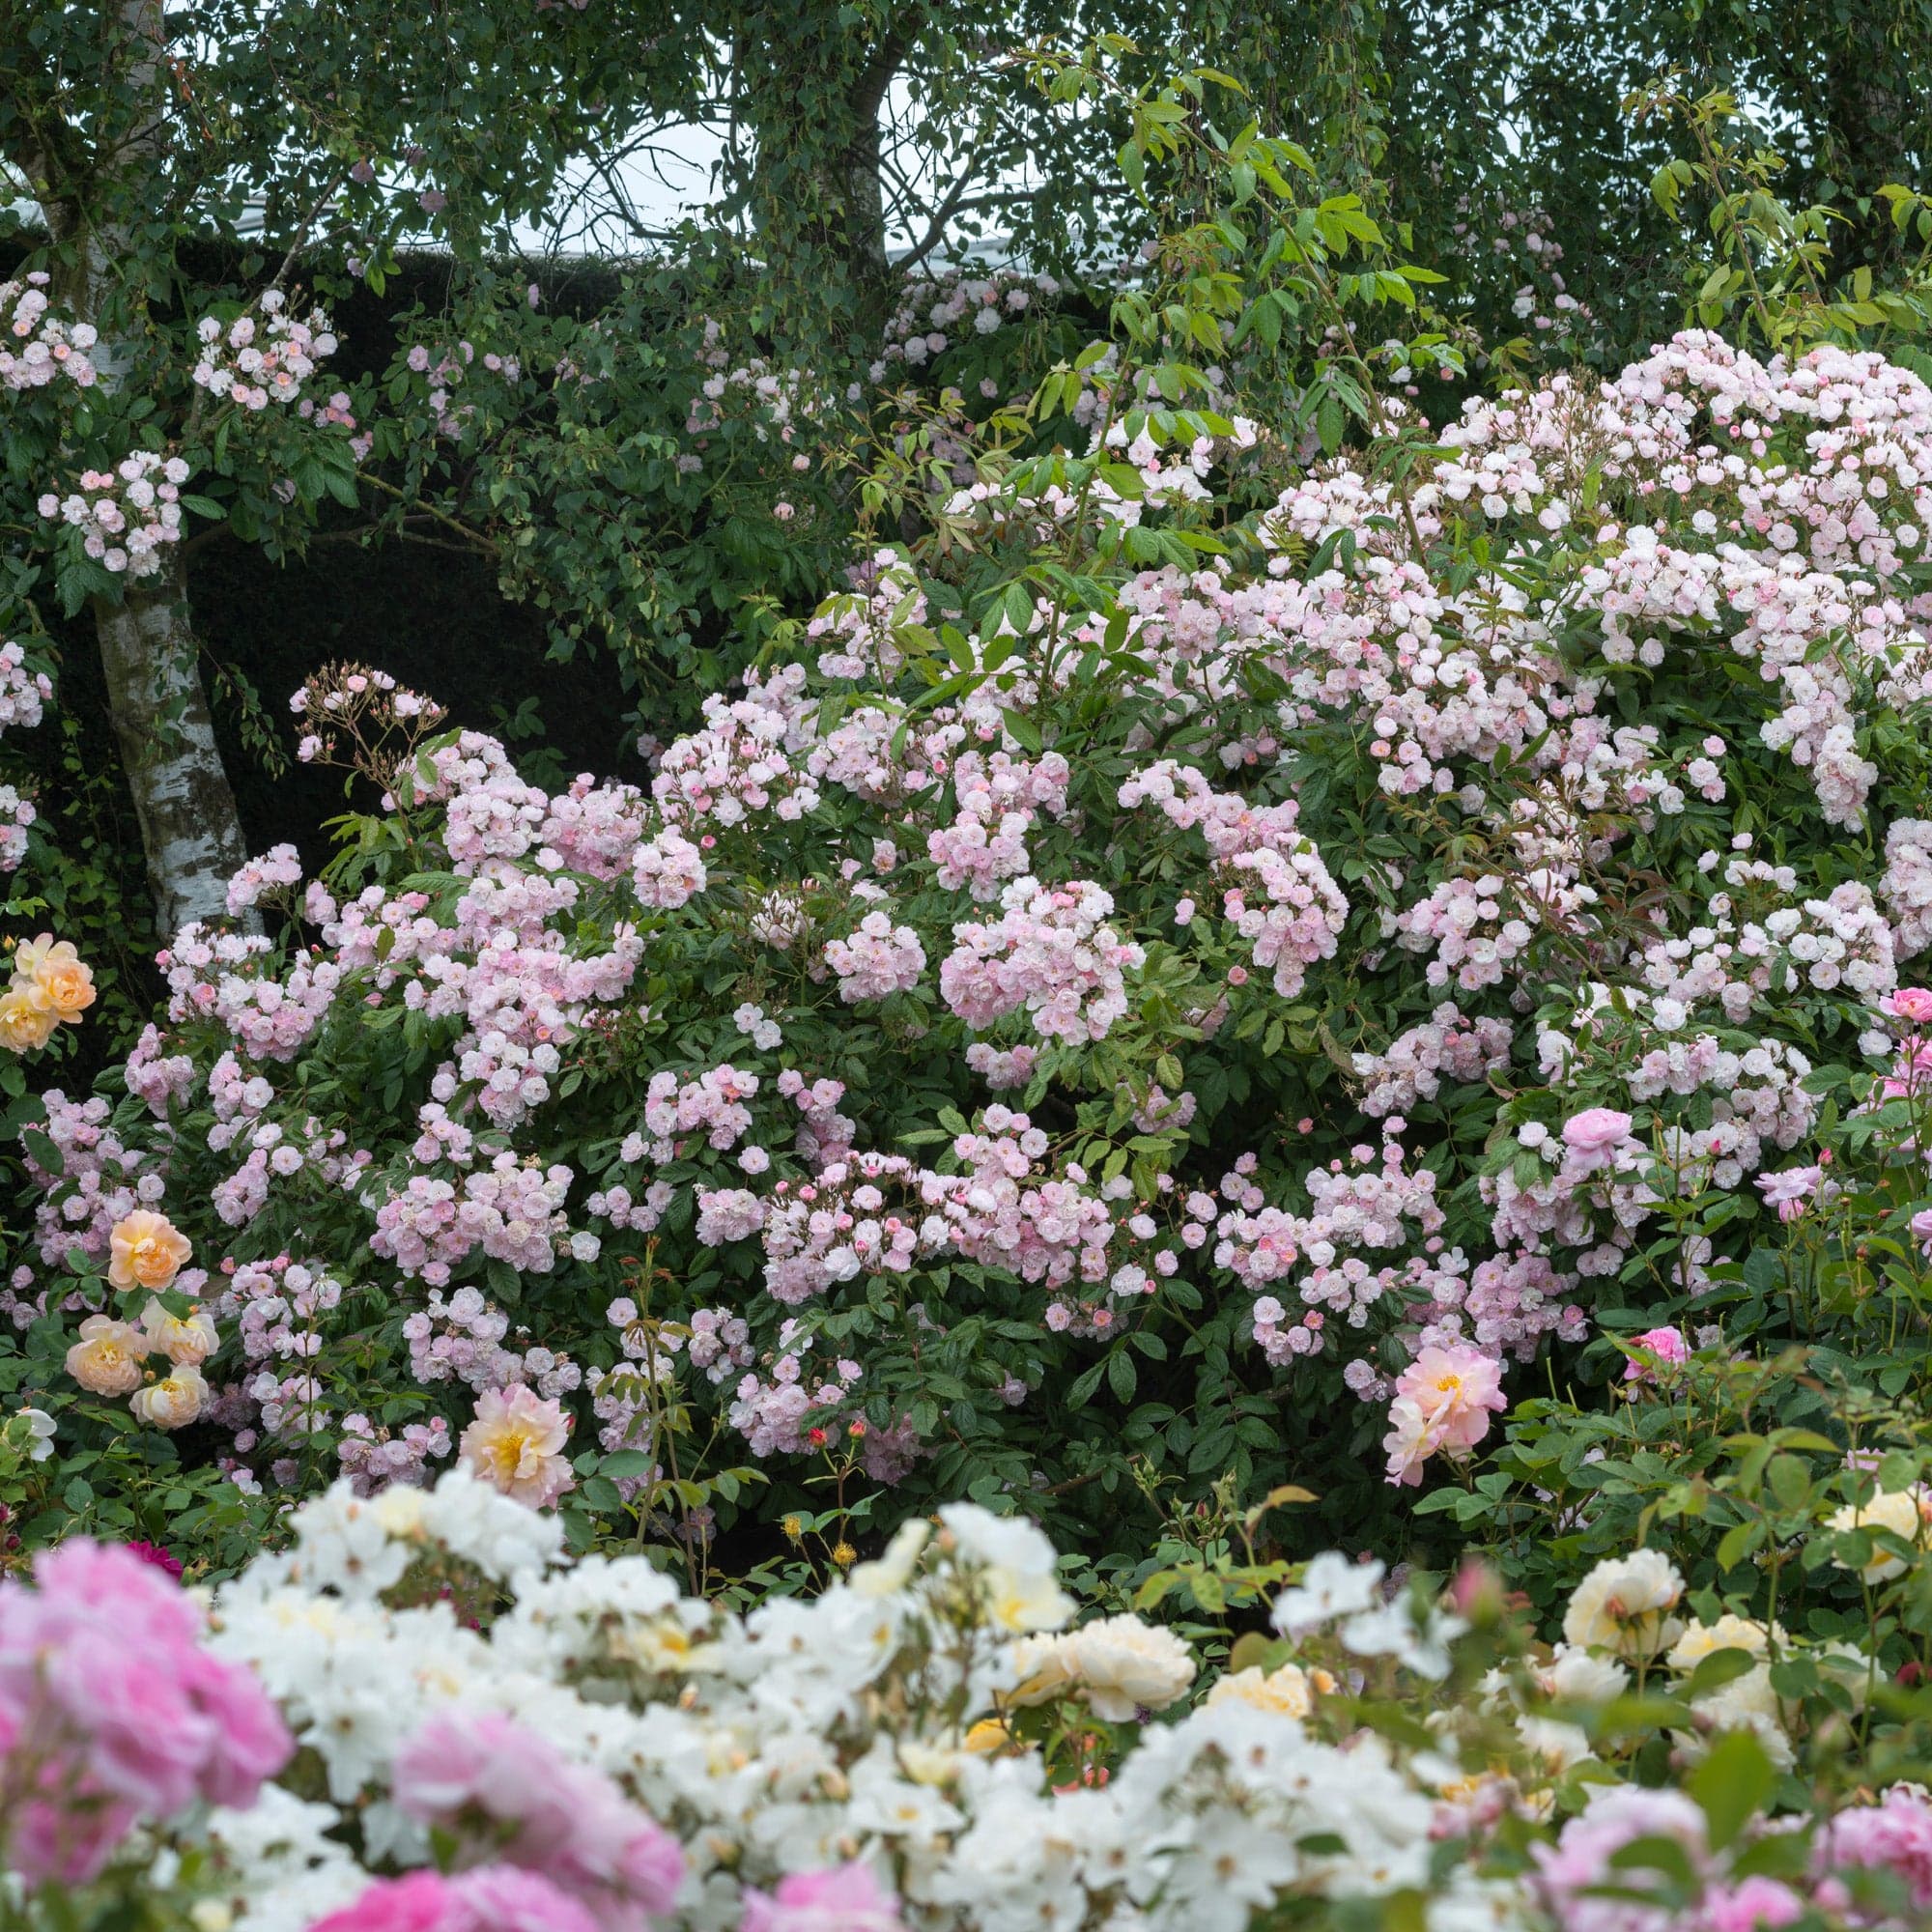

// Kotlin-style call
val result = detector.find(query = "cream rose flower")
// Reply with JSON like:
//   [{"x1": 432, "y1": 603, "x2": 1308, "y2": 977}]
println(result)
[
  {"x1": 1006, "y1": 1631, "x2": 1083, "y2": 1707},
  {"x1": 1064, "y1": 1613, "x2": 1197, "y2": 1720},
  {"x1": 1826, "y1": 1490, "x2": 1927, "y2": 1582},
  {"x1": 141, "y1": 1298, "x2": 218, "y2": 1366},
  {"x1": 1666, "y1": 1613, "x2": 1785, "y2": 1674},
  {"x1": 66, "y1": 1315, "x2": 151, "y2": 1396},
  {"x1": 1206, "y1": 1662, "x2": 1313, "y2": 1719},
  {"x1": 458, "y1": 1385, "x2": 575, "y2": 1508},
  {"x1": 131, "y1": 1363, "x2": 208, "y2": 1430},
  {"x1": 17, "y1": 935, "x2": 95, "y2": 1021},
  {"x1": 1676, "y1": 1662, "x2": 1794, "y2": 1772},
  {"x1": 1518, "y1": 1644, "x2": 1629, "y2": 1774},
  {"x1": 1561, "y1": 1549, "x2": 1686, "y2": 1659},
  {"x1": 0, "y1": 979, "x2": 57, "y2": 1053},
  {"x1": 107, "y1": 1209, "x2": 193, "y2": 1293}
]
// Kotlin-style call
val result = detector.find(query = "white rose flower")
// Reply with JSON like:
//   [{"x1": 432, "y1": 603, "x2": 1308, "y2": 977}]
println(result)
[
  {"x1": 14, "y1": 1406, "x2": 56, "y2": 1462},
  {"x1": 1561, "y1": 1549, "x2": 1686, "y2": 1659},
  {"x1": 850, "y1": 1518, "x2": 931, "y2": 1598},
  {"x1": 1063, "y1": 1613, "x2": 1196, "y2": 1720},
  {"x1": 1273, "y1": 1550, "x2": 1387, "y2": 1636},
  {"x1": 937, "y1": 1503, "x2": 1074, "y2": 1633}
]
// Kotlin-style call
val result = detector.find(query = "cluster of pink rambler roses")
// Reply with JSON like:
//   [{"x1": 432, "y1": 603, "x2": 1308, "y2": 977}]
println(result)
[
  {"x1": 16, "y1": 328, "x2": 1932, "y2": 1519},
  {"x1": 191, "y1": 290, "x2": 340, "y2": 410},
  {"x1": 37, "y1": 451, "x2": 188, "y2": 578},
  {"x1": 0, "y1": 272, "x2": 99, "y2": 391},
  {"x1": 871, "y1": 267, "x2": 1061, "y2": 384},
  {"x1": 0, "y1": 640, "x2": 53, "y2": 873}
]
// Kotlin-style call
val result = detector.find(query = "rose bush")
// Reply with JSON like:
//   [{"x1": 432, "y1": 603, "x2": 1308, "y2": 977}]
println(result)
[
  {"x1": 11, "y1": 298, "x2": 1932, "y2": 1573},
  {"x1": 9, "y1": 1463, "x2": 1932, "y2": 1932}
]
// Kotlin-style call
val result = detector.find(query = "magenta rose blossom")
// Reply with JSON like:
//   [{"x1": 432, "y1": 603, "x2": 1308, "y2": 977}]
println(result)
[
  {"x1": 1623, "y1": 1325, "x2": 1690, "y2": 1384},
  {"x1": 0, "y1": 1539, "x2": 290, "y2": 1887}
]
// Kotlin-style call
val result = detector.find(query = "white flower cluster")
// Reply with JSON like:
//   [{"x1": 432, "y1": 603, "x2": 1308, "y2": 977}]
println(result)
[{"x1": 198, "y1": 1470, "x2": 1516, "y2": 1932}]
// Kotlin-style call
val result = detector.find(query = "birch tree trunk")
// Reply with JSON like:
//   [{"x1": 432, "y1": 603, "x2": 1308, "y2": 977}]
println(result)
[
  {"x1": 91, "y1": 552, "x2": 252, "y2": 937},
  {"x1": 23, "y1": 0, "x2": 254, "y2": 934}
]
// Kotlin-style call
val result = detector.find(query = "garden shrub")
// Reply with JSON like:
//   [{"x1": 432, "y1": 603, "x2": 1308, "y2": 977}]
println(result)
[{"x1": 11, "y1": 301, "x2": 1932, "y2": 1577}]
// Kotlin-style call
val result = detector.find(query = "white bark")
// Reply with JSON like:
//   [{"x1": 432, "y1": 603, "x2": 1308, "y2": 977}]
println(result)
[
  {"x1": 91, "y1": 553, "x2": 251, "y2": 935},
  {"x1": 27, "y1": 0, "x2": 255, "y2": 935}
]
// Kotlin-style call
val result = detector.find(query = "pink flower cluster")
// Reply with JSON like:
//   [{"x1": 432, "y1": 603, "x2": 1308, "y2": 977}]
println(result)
[
  {"x1": 940, "y1": 877, "x2": 1146, "y2": 1043},
  {"x1": 224, "y1": 843, "x2": 305, "y2": 917},
  {"x1": 1118, "y1": 759, "x2": 1347, "y2": 998},
  {"x1": 651, "y1": 668, "x2": 819, "y2": 833},
  {"x1": 927, "y1": 750, "x2": 1072, "y2": 899},
  {"x1": 369, "y1": 1153, "x2": 588, "y2": 1284},
  {"x1": 0, "y1": 1540, "x2": 290, "y2": 1887},
  {"x1": 1531, "y1": 1779, "x2": 1932, "y2": 1932},
  {"x1": 39, "y1": 452, "x2": 188, "y2": 579},
  {"x1": 316, "y1": 1865, "x2": 607, "y2": 1932},
  {"x1": 823, "y1": 910, "x2": 926, "y2": 1001},
  {"x1": 0, "y1": 783, "x2": 35, "y2": 871},
  {"x1": 870, "y1": 267, "x2": 1057, "y2": 382},
  {"x1": 1352, "y1": 1004, "x2": 1514, "y2": 1117},
  {"x1": 336, "y1": 1410, "x2": 453, "y2": 1493},
  {"x1": 0, "y1": 273, "x2": 98, "y2": 390},
  {"x1": 191, "y1": 290, "x2": 339, "y2": 409},
  {"x1": 1883, "y1": 818, "x2": 1932, "y2": 961},
  {"x1": 405, "y1": 1284, "x2": 582, "y2": 1399},
  {"x1": 0, "y1": 639, "x2": 53, "y2": 735}
]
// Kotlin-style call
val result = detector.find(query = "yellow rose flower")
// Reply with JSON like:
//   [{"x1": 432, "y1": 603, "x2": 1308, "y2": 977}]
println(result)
[
  {"x1": 130, "y1": 1363, "x2": 208, "y2": 1430},
  {"x1": 17, "y1": 936, "x2": 95, "y2": 1022},
  {"x1": 1206, "y1": 1662, "x2": 1314, "y2": 1719},
  {"x1": 0, "y1": 980, "x2": 57, "y2": 1054},
  {"x1": 108, "y1": 1209, "x2": 193, "y2": 1293},
  {"x1": 66, "y1": 1315, "x2": 151, "y2": 1396},
  {"x1": 963, "y1": 1717, "x2": 1022, "y2": 1754}
]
